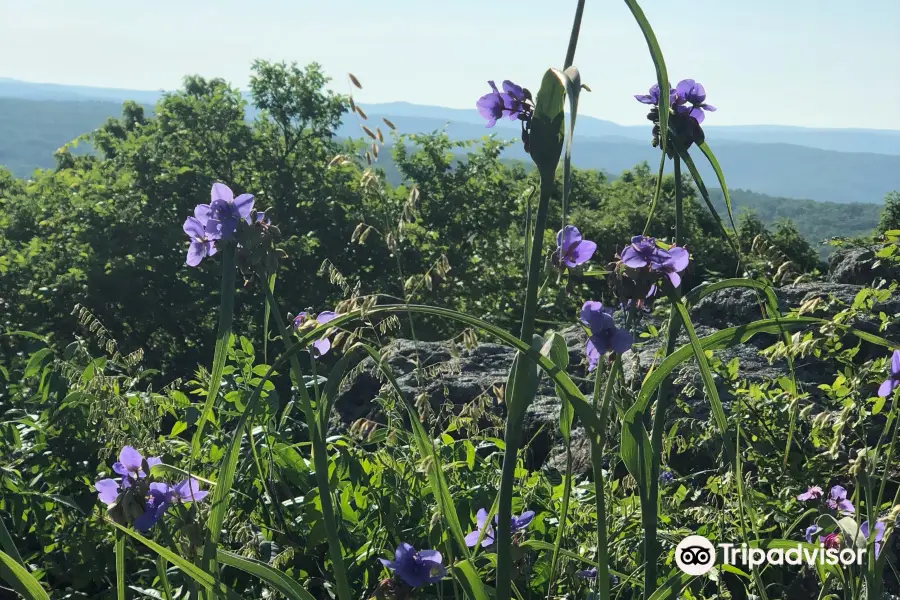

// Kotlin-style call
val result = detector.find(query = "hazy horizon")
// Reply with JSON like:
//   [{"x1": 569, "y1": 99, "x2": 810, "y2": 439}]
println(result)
[{"x1": 1, "y1": 0, "x2": 898, "y2": 130}]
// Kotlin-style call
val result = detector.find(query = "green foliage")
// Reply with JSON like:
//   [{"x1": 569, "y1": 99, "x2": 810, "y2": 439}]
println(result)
[{"x1": 877, "y1": 191, "x2": 900, "y2": 236}]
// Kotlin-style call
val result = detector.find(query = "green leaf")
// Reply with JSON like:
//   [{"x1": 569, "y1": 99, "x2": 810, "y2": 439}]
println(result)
[
  {"x1": 647, "y1": 570, "x2": 693, "y2": 600},
  {"x1": 0, "y1": 549, "x2": 49, "y2": 600},
  {"x1": 116, "y1": 530, "x2": 126, "y2": 600},
  {"x1": 698, "y1": 141, "x2": 738, "y2": 239},
  {"x1": 192, "y1": 243, "x2": 237, "y2": 459},
  {"x1": 621, "y1": 402, "x2": 652, "y2": 499},
  {"x1": 217, "y1": 550, "x2": 316, "y2": 600},
  {"x1": 0, "y1": 517, "x2": 24, "y2": 567},
  {"x1": 678, "y1": 149, "x2": 737, "y2": 253},
  {"x1": 23, "y1": 348, "x2": 52, "y2": 379},
  {"x1": 540, "y1": 331, "x2": 572, "y2": 442},
  {"x1": 452, "y1": 559, "x2": 492, "y2": 600},
  {"x1": 529, "y1": 69, "x2": 566, "y2": 178},
  {"x1": 107, "y1": 520, "x2": 247, "y2": 600},
  {"x1": 551, "y1": 66, "x2": 581, "y2": 229},
  {"x1": 156, "y1": 556, "x2": 174, "y2": 600},
  {"x1": 624, "y1": 0, "x2": 669, "y2": 232}
]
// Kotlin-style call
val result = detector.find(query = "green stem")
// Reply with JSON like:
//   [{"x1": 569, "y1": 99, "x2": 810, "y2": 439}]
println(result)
[
  {"x1": 263, "y1": 284, "x2": 352, "y2": 600},
  {"x1": 497, "y1": 164, "x2": 555, "y2": 600},
  {"x1": 594, "y1": 358, "x2": 619, "y2": 600},
  {"x1": 115, "y1": 530, "x2": 126, "y2": 600},
  {"x1": 643, "y1": 161, "x2": 684, "y2": 599}
]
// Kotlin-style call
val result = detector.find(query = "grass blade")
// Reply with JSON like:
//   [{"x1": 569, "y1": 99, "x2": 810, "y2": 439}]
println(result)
[
  {"x1": 156, "y1": 556, "x2": 174, "y2": 600},
  {"x1": 217, "y1": 549, "x2": 316, "y2": 600},
  {"x1": 192, "y1": 243, "x2": 237, "y2": 457},
  {"x1": 115, "y1": 530, "x2": 126, "y2": 600},
  {"x1": 647, "y1": 570, "x2": 693, "y2": 600},
  {"x1": 0, "y1": 516, "x2": 23, "y2": 567},
  {"x1": 0, "y1": 550, "x2": 49, "y2": 600},
  {"x1": 107, "y1": 520, "x2": 247, "y2": 600},
  {"x1": 452, "y1": 559, "x2": 492, "y2": 600},
  {"x1": 697, "y1": 141, "x2": 738, "y2": 238}
]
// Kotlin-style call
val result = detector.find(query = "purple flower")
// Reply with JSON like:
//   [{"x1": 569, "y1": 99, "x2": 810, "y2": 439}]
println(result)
[
  {"x1": 208, "y1": 182, "x2": 254, "y2": 240},
  {"x1": 555, "y1": 226, "x2": 597, "y2": 268},
  {"x1": 878, "y1": 350, "x2": 900, "y2": 398},
  {"x1": 112, "y1": 446, "x2": 161, "y2": 481},
  {"x1": 476, "y1": 81, "x2": 508, "y2": 128},
  {"x1": 620, "y1": 236, "x2": 690, "y2": 289},
  {"x1": 860, "y1": 520, "x2": 886, "y2": 558},
  {"x1": 825, "y1": 485, "x2": 855, "y2": 514},
  {"x1": 576, "y1": 567, "x2": 597, "y2": 579},
  {"x1": 674, "y1": 79, "x2": 716, "y2": 125},
  {"x1": 293, "y1": 310, "x2": 339, "y2": 357},
  {"x1": 660, "y1": 471, "x2": 675, "y2": 486},
  {"x1": 620, "y1": 236, "x2": 670, "y2": 270},
  {"x1": 797, "y1": 485, "x2": 824, "y2": 501},
  {"x1": 183, "y1": 215, "x2": 219, "y2": 267},
  {"x1": 820, "y1": 532, "x2": 841, "y2": 549},
  {"x1": 804, "y1": 525, "x2": 820, "y2": 544},
  {"x1": 133, "y1": 482, "x2": 172, "y2": 532},
  {"x1": 580, "y1": 302, "x2": 633, "y2": 371},
  {"x1": 379, "y1": 543, "x2": 446, "y2": 587},
  {"x1": 464, "y1": 508, "x2": 536, "y2": 547},
  {"x1": 476, "y1": 80, "x2": 530, "y2": 128},
  {"x1": 95, "y1": 479, "x2": 121, "y2": 506},
  {"x1": 634, "y1": 84, "x2": 677, "y2": 106},
  {"x1": 169, "y1": 478, "x2": 209, "y2": 503}
]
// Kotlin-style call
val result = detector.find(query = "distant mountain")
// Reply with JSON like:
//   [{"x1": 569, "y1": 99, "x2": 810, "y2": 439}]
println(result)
[{"x1": 1, "y1": 79, "x2": 898, "y2": 204}]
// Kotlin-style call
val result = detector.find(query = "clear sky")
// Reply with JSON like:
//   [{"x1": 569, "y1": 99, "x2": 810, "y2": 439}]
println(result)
[{"x1": 1, "y1": 0, "x2": 898, "y2": 129}]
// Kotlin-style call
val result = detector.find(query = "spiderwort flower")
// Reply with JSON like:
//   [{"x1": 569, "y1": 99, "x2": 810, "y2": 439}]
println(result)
[
  {"x1": 476, "y1": 80, "x2": 531, "y2": 128},
  {"x1": 183, "y1": 215, "x2": 219, "y2": 267},
  {"x1": 660, "y1": 471, "x2": 675, "y2": 486},
  {"x1": 674, "y1": 79, "x2": 717, "y2": 125},
  {"x1": 476, "y1": 81, "x2": 508, "y2": 128},
  {"x1": 576, "y1": 567, "x2": 597, "y2": 579},
  {"x1": 379, "y1": 543, "x2": 446, "y2": 587},
  {"x1": 634, "y1": 83, "x2": 677, "y2": 106},
  {"x1": 208, "y1": 182, "x2": 254, "y2": 240},
  {"x1": 133, "y1": 482, "x2": 172, "y2": 532},
  {"x1": 293, "y1": 310, "x2": 339, "y2": 357},
  {"x1": 878, "y1": 350, "x2": 900, "y2": 397},
  {"x1": 825, "y1": 485, "x2": 855, "y2": 514},
  {"x1": 805, "y1": 525, "x2": 820, "y2": 544},
  {"x1": 112, "y1": 446, "x2": 161, "y2": 481},
  {"x1": 554, "y1": 225, "x2": 597, "y2": 268},
  {"x1": 580, "y1": 302, "x2": 633, "y2": 371},
  {"x1": 169, "y1": 478, "x2": 209, "y2": 503},
  {"x1": 464, "y1": 508, "x2": 536, "y2": 547},
  {"x1": 860, "y1": 520, "x2": 886, "y2": 558},
  {"x1": 620, "y1": 236, "x2": 670, "y2": 271},
  {"x1": 797, "y1": 485, "x2": 824, "y2": 501}
]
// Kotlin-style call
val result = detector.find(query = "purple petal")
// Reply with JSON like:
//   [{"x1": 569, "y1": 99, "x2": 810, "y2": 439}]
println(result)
[
  {"x1": 830, "y1": 485, "x2": 847, "y2": 500},
  {"x1": 194, "y1": 204, "x2": 212, "y2": 225},
  {"x1": 837, "y1": 499, "x2": 855, "y2": 514},
  {"x1": 118, "y1": 446, "x2": 143, "y2": 472},
  {"x1": 610, "y1": 328, "x2": 634, "y2": 355},
  {"x1": 146, "y1": 457, "x2": 162, "y2": 469},
  {"x1": 702, "y1": 103, "x2": 717, "y2": 112},
  {"x1": 211, "y1": 182, "x2": 234, "y2": 205},
  {"x1": 621, "y1": 246, "x2": 648, "y2": 269},
  {"x1": 112, "y1": 462, "x2": 130, "y2": 477},
  {"x1": 378, "y1": 558, "x2": 395, "y2": 569},
  {"x1": 502, "y1": 80, "x2": 526, "y2": 102},
  {"x1": 689, "y1": 107, "x2": 705, "y2": 125},
  {"x1": 395, "y1": 542, "x2": 416, "y2": 565},
  {"x1": 580, "y1": 301, "x2": 605, "y2": 326},
  {"x1": 557, "y1": 225, "x2": 582, "y2": 252},
  {"x1": 417, "y1": 550, "x2": 442, "y2": 564},
  {"x1": 95, "y1": 479, "x2": 120, "y2": 505},
  {"x1": 586, "y1": 337, "x2": 606, "y2": 371},
  {"x1": 514, "y1": 510, "x2": 535, "y2": 530},
  {"x1": 566, "y1": 240, "x2": 597, "y2": 267},
  {"x1": 487, "y1": 80, "x2": 499, "y2": 94},
  {"x1": 174, "y1": 478, "x2": 208, "y2": 502},
  {"x1": 149, "y1": 482, "x2": 170, "y2": 496},
  {"x1": 634, "y1": 94, "x2": 654, "y2": 104},
  {"x1": 316, "y1": 311, "x2": 338, "y2": 325},
  {"x1": 892, "y1": 350, "x2": 900, "y2": 375},
  {"x1": 312, "y1": 338, "x2": 331, "y2": 357},
  {"x1": 183, "y1": 217, "x2": 205, "y2": 239},
  {"x1": 234, "y1": 193, "x2": 255, "y2": 222},
  {"x1": 666, "y1": 247, "x2": 690, "y2": 272},
  {"x1": 805, "y1": 525, "x2": 819, "y2": 544},
  {"x1": 464, "y1": 530, "x2": 482, "y2": 547},
  {"x1": 187, "y1": 241, "x2": 207, "y2": 267},
  {"x1": 475, "y1": 508, "x2": 489, "y2": 529},
  {"x1": 667, "y1": 271, "x2": 682, "y2": 289},
  {"x1": 878, "y1": 378, "x2": 898, "y2": 398}
]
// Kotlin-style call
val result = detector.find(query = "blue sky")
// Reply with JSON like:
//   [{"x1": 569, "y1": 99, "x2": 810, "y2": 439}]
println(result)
[{"x1": 1, "y1": 0, "x2": 898, "y2": 129}]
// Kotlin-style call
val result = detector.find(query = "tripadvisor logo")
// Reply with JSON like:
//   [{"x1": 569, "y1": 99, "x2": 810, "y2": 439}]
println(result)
[{"x1": 675, "y1": 535, "x2": 866, "y2": 576}]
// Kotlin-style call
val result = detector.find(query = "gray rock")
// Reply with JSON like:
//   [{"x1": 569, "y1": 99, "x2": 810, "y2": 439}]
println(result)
[
  {"x1": 333, "y1": 280, "x2": 899, "y2": 474},
  {"x1": 828, "y1": 245, "x2": 900, "y2": 285}
]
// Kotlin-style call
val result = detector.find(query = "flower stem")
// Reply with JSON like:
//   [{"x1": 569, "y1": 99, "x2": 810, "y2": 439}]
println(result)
[
  {"x1": 593, "y1": 358, "x2": 619, "y2": 600},
  {"x1": 643, "y1": 160, "x2": 684, "y2": 599},
  {"x1": 263, "y1": 284, "x2": 352, "y2": 600},
  {"x1": 496, "y1": 165, "x2": 555, "y2": 600}
]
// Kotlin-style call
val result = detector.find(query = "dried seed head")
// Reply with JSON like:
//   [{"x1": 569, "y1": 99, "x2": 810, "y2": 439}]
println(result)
[
  {"x1": 355, "y1": 105, "x2": 368, "y2": 120},
  {"x1": 382, "y1": 117, "x2": 396, "y2": 130},
  {"x1": 348, "y1": 73, "x2": 362, "y2": 89},
  {"x1": 362, "y1": 126, "x2": 377, "y2": 140}
]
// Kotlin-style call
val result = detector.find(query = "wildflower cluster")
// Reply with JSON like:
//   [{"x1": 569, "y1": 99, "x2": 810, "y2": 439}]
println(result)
[
  {"x1": 94, "y1": 446, "x2": 208, "y2": 532},
  {"x1": 797, "y1": 484, "x2": 887, "y2": 558},
  {"x1": 635, "y1": 78, "x2": 716, "y2": 154},
  {"x1": 464, "y1": 508, "x2": 536, "y2": 547},
  {"x1": 182, "y1": 182, "x2": 280, "y2": 277},
  {"x1": 292, "y1": 309, "x2": 339, "y2": 357},
  {"x1": 476, "y1": 79, "x2": 534, "y2": 150}
]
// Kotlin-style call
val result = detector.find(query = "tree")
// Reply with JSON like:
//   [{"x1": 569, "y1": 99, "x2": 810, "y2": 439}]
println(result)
[{"x1": 876, "y1": 190, "x2": 900, "y2": 235}]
